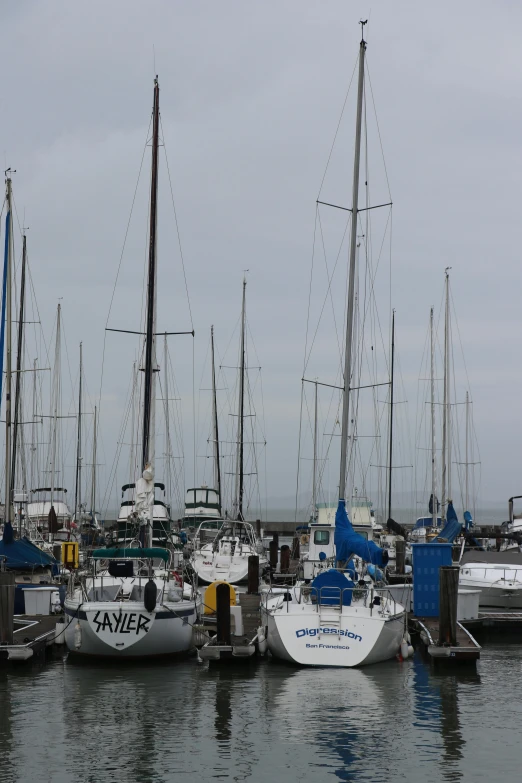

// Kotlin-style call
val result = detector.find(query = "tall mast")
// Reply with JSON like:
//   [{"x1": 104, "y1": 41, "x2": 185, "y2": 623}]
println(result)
[
  {"x1": 446, "y1": 270, "x2": 452, "y2": 504},
  {"x1": 312, "y1": 380, "x2": 318, "y2": 522},
  {"x1": 4, "y1": 176, "x2": 13, "y2": 525},
  {"x1": 91, "y1": 405, "x2": 97, "y2": 513},
  {"x1": 387, "y1": 310, "x2": 395, "y2": 522},
  {"x1": 141, "y1": 75, "x2": 160, "y2": 474},
  {"x1": 430, "y1": 307, "x2": 437, "y2": 527},
  {"x1": 235, "y1": 278, "x2": 246, "y2": 521},
  {"x1": 74, "y1": 342, "x2": 83, "y2": 521},
  {"x1": 441, "y1": 268, "x2": 450, "y2": 521},
  {"x1": 50, "y1": 303, "x2": 61, "y2": 507},
  {"x1": 465, "y1": 391, "x2": 469, "y2": 510},
  {"x1": 11, "y1": 233, "x2": 27, "y2": 497},
  {"x1": 211, "y1": 325, "x2": 222, "y2": 513},
  {"x1": 339, "y1": 24, "x2": 366, "y2": 500}
]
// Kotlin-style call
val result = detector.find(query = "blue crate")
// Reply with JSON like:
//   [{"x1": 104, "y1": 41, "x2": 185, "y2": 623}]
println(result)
[{"x1": 412, "y1": 543, "x2": 453, "y2": 617}]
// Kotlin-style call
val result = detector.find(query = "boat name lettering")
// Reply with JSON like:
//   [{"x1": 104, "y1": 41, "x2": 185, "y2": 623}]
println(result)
[
  {"x1": 92, "y1": 611, "x2": 151, "y2": 635},
  {"x1": 295, "y1": 627, "x2": 362, "y2": 642}
]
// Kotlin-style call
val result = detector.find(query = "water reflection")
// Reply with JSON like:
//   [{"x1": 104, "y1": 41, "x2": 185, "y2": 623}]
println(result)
[{"x1": 0, "y1": 645, "x2": 518, "y2": 783}]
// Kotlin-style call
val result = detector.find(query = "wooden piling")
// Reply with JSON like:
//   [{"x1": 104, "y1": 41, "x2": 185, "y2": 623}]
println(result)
[
  {"x1": 395, "y1": 538, "x2": 405, "y2": 575},
  {"x1": 255, "y1": 519, "x2": 261, "y2": 538},
  {"x1": 0, "y1": 572, "x2": 15, "y2": 645},
  {"x1": 439, "y1": 565, "x2": 459, "y2": 645},
  {"x1": 216, "y1": 583, "x2": 231, "y2": 645},
  {"x1": 280, "y1": 544, "x2": 290, "y2": 573},
  {"x1": 247, "y1": 555, "x2": 259, "y2": 594},
  {"x1": 269, "y1": 540, "x2": 278, "y2": 569},
  {"x1": 292, "y1": 535, "x2": 300, "y2": 559}
]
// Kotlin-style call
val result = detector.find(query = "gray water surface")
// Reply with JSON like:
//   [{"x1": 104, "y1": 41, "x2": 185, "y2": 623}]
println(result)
[{"x1": 0, "y1": 642, "x2": 519, "y2": 783}]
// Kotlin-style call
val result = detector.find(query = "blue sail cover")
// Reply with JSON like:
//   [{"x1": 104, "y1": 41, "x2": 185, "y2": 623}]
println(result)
[
  {"x1": 432, "y1": 502, "x2": 462, "y2": 544},
  {"x1": 463, "y1": 510, "x2": 473, "y2": 530},
  {"x1": 334, "y1": 499, "x2": 388, "y2": 567},
  {"x1": 0, "y1": 531, "x2": 58, "y2": 571}
]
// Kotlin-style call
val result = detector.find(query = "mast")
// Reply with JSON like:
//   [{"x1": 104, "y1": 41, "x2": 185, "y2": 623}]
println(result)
[
  {"x1": 4, "y1": 176, "x2": 13, "y2": 526},
  {"x1": 465, "y1": 390, "x2": 469, "y2": 510},
  {"x1": 141, "y1": 75, "x2": 160, "y2": 474},
  {"x1": 430, "y1": 307, "x2": 437, "y2": 527},
  {"x1": 441, "y1": 268, "x2": 450, "y2": 521},
  {"x1": 11, "y1": 233, "x2": 27, "y2": 497},
  {"x1": 235, "y1": 278, "x2": 246, "y2": 521},
  {"x1": 312, "y1": 380, "x2": 318, "y2": 521},
  {"x1": 387, "y1": 310, "x2": 395, "y2": 522},
  {"x1": 74, "y1": 342, "x2": 83, "y2": 522},
  {"x1": 91, "y1": 405, "x2": 97, "y2": 513},
  {"x1": 339, "y1": 25, "x2": 366, "y2": 500},
  {"x1": 211, "y1": 325, "x2": 222, "y2": 513},
  {"x1": 49, "y1": 303, "x2": 61, "y2": 507}
]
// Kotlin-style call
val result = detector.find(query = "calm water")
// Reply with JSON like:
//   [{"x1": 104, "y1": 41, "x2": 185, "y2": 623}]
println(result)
[{"x1": 0, "y1": 640, "x2": 520, "y2": 783}]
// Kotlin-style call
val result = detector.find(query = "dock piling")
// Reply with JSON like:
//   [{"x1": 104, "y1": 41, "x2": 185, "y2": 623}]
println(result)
[
  {"x1": 280, "y1": 544, "x2": 290, "y2": 574},
  {"x1": 269, "y1": 540, "x2": 278, "y2": 570},
  {"x1": 247, "y1": 555, "x2": 259, "y2": 594},
  {"x1": 216, "y1": 583, "x2": 231, "y2": 645},
  {"x1": 0, "y1": 573, "x2": 15, "y2": 645},
  {"x1": 439, "y1": 566, "x2": 459, "y2": 645},
  {"x1": 395, "y1": 538, "x2": 406, "y2": 575}
]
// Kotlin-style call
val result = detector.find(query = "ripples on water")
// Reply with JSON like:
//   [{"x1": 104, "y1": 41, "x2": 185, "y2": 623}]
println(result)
[{"x1": 0, "y1": 641, "x2": 520, "y2": 783}]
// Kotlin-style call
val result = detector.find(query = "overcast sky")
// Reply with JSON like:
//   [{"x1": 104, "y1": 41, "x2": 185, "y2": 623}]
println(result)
[{"x1": 1, "y1": 1, "x2": 521, "y2": 519}]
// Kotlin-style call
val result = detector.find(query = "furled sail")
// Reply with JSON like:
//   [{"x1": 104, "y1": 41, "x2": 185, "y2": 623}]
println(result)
[
  {"x1": 334, "y1": 499, "x2": 388, "y2": 567},
  {"x1": 432, "y1": 501, "x2": 462, "y2": 544}
]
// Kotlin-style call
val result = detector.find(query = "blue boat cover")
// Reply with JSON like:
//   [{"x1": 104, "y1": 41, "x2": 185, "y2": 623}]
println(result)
[
  {"x1": 463, "y1": 510, "x2": 473, "y2": 530},
  {"x1": 0, "y1": 527, "x2": 57, "y2": 571},
  {"x1": 311, "y1": 568, "x2": 354, "y2": 606},
  {"x1": 431, "y1": 502, "x2": 462, "y2": 544},
  {"x1": 334, "y1": 499, "x2": 388, "y2": 567}
]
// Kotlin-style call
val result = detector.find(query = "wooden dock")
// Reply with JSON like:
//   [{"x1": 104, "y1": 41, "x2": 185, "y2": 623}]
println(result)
[
  {"x1": 410, "y1": 616, "x2": 481, "y2": 664},
  {"x1": 198, "y1": 593, "x2": 262, "y2": 662},
  {"x1": 0, "y1": 615, "x2": 60, "y2": 662}
]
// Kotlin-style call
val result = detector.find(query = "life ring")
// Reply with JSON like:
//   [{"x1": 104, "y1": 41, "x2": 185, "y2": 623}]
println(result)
[{"x1": 170, "y1": 571, "x2": 183, "y2": 587}]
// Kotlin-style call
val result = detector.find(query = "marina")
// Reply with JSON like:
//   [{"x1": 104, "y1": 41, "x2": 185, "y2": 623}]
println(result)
[{"x1": 0, "y1": 2, "x2": 522, "y2": 782}]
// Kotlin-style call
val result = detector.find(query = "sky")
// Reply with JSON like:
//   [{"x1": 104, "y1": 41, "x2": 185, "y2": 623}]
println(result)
[{"x1": 0, "y1": 1, "x2": 521, "y2": 520}]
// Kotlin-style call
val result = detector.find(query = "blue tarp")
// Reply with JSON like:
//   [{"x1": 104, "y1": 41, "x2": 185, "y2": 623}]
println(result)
[
  {"x1": 464, "y1": 510, "x2": 473, "y2": 530},
  {"x1": 0, "y1": 527, "x2": 57, "y2": 571},
  {"x1": 334, "y1": 499, "x2": 388, "y2": 567},
  {"x1": 431, "y1": 502, "x2": 462, "y2": 544},
  {"x1": 311, "y1": 568, "x2": 354, "y2": 606}
]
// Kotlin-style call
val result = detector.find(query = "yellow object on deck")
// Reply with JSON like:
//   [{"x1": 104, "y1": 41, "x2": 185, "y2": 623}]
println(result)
[
  {"x1": 62, "y1": 541, "x2": 79, "y2": 570},
  {"x1": 203, "y1": 581, "x2": 237, "y2": 615}
]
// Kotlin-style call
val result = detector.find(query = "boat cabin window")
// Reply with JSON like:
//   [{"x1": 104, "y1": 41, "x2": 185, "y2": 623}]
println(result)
[{"x1": 314, "y1": 530, "x2": 330, "y2": 545}]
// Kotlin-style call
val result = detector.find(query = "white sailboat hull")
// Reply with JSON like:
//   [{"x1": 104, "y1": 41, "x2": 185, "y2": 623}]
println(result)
[
  {"x1": 261, "y1": 596, "x2": 404, "y2": 667},
  {"x1": 64, "y1": 598, "x2": 199, "y2": 658},
  {"x1": 192, "y1": 550, "x2": 267, "y2": 585}
]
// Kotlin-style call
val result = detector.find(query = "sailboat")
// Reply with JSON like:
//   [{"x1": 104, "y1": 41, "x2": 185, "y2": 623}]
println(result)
[
  {"x1": 262, "y1": 28, "x2": 405, "y2": 666},
  {"x1": 64, "y1": 77, "x2": 200, "y2": 658},
  {"x1": 26, "y1": 303, "x2": 74, "y2": 544},
  {"x1": 191, "y1": 279, "x2": 266, "y2": 584}
]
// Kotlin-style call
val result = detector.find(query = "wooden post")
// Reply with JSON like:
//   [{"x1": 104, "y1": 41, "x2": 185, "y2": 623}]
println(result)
[
  {"x1": 280, "y1": 544, "x2": 290, "y2": 573},
  {"x1": 272, "y1": 532, "x2": 279, "y2": 550},
  {"x1": 439, "y1": 565, "x2": 459, "y2": 645},
  {"x1": 255, "y1": 519, "x2": 261, "y2": 538},
  {"x1": 0, "y1": 572, "x2": 15, "y2": 645},
  {"x1": 395, "y1": 538, "x2": 405, "y2": 575},
  {"x1": 247, "y1": 555, "x2": 259, "y2": 594},
  {"x1": 292, "y1": 535, "x2": 300, "y2": 559},
  {"x1": 269, "y1": 540, "x2": 278, "y2": 570},
  {"x1": 216, "y1": 583, "x2": 231, "y2": 645}
]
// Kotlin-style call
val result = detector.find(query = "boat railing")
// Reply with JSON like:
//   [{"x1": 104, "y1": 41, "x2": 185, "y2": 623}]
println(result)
[
  {"x1": 263, "y1": 584, "x2": 400, "y2": 616},
  {"x1": 461, "y1": 564, "x2": 522, "y2": 582}
]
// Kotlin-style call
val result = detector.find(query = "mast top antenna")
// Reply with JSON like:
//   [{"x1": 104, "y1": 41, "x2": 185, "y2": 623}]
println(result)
[{"x1": 360, "y1": 19, "x2": 368, "y2": 43}]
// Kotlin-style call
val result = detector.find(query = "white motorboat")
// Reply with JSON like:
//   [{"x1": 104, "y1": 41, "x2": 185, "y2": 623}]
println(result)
[
  {"x1": 192, "y1": 520, "x2": 266, "y2": 584},
  {"x1": 459, "y1": 551, "x2": 522, "y2": 608},
  {"x1": 64, "y1": 547, "x2": 199, "y2": 658}
]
